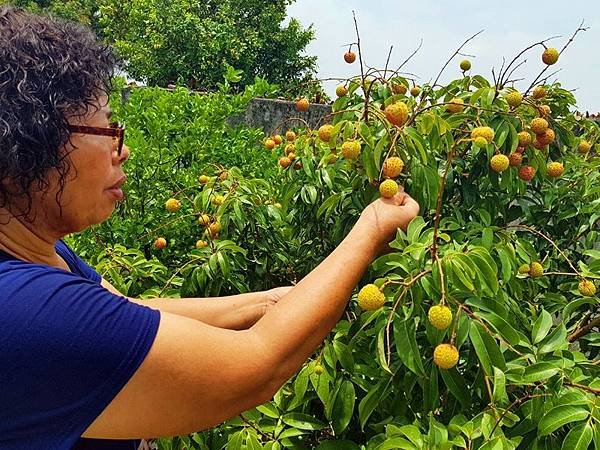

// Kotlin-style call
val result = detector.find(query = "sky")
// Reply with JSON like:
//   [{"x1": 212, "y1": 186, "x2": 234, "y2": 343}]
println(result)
[{"x1": 286, "y1": 0, "x2": 599, "y2": 113}]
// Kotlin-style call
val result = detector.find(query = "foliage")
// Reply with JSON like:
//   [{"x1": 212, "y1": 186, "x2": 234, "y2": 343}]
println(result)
[{"x1": 68, "y1": 36, "x2": 600, "y2": 449}]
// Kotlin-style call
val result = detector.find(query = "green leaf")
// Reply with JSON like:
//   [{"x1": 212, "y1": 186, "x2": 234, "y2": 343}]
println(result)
[
  {"x1": 281, "y1": 413, "x2": 325, "y2": 431},
  {"x1": 331, "y1": 380, "x2": 355, "y2": 435},
  {"x1": 358, "y1": 381, "x2": 389, "y2": 430},
  {"x1": 377, "y1": 326, "x2": 393, "y2": 374},
  {"x1": 377, "y1": 437, "x2": 417, "y2": 450},
  {"x1": 246, "y1": 432, "x2": 263, "y2": 450},
  {"x1": 394, "y1": 316, "x2": 426, "y2": 377},
  {"x1": 477, "y1": 311, "x2": 520, "y2": 346},
  {"x1": 256, "y1": 402, "x2": 279, "y2": 419},
  {"x1": 469, "y1": 321, "x2": 506, "y2": 375},
  {"x1": 538, "y1": 323, "x2": 568, "y2": 354},
  {"x1": 492, "y1": 367, "x2": 508, "y2": 405},
  {"x1": 562, "y1": 422, "x2": 593, "y2": 450},
  {"x1": 227, "y1": 431, "x2": 244, "y2": 450},
  {"x1": 532, "y1": 309, "x2": 553, "y2": 344},
  {"x1": 440, "y1": 368, "x2": 472, "y2": 408},
  {"x1": 315, "y1": 441, "x2": 361, "y2": 450},
  {"x1": 538, "y1": 406, "x2": 589, "y2": 436},
  {"x1": 522, "y1": 362, "x2": 560, "y2": 383}
]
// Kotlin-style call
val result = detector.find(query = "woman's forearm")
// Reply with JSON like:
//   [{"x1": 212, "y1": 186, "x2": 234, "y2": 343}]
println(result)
[
  {"x1": 249, "y1": 222, "x2": 377, "y2": 384},
  {"x1": 129, "y1": 292, "x2": 265, "y2": 330}
]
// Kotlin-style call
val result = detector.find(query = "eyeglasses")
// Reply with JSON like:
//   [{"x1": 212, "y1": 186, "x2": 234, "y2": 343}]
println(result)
[{"x1": 68, "y1": 122, "x2": 126, "y2": 156}]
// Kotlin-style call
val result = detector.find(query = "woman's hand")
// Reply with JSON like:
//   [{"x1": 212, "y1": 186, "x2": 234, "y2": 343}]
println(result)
[{"x1": 355, "y1": 188, "x2": 420, "y2": 256}]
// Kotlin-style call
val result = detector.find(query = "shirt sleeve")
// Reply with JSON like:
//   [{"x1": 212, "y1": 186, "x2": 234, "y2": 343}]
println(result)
[
  {"x1": 57, "y1": 239, "x2": 102, "y2": 283},
  {"x1": 0, "y1": 266, "x2": 161, "y2": 449}
]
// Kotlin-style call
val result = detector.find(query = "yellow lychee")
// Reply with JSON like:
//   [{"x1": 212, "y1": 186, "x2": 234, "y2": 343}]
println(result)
[
  {"x1": 471, "y1": 126, "x2": 495, "y2": 144},
  {"x1": 518, "y1": 131, "x2": 533, "y2": 147},
  {"x1": 195, "y1": 240, "x2": 208, "y2": 249},
  {"x1": 198, "y1": 214, "x2": 211, "y2": 226},
  {"x1": 165, "y1": 198, "x2": 181, "y2": 213},
  {"x1": 505, "y1": 90, "x2": 523, "y2": 108},
  {"x1": 536, "y1": 128, "x2": 555, "y2": 146},
  {"x1": 391, "y1": 82, "x2": 408, "y2": 95},
  {"x1": 446, "y1": 97, "x2": 465, "y2": 113},
  {"x1": 546, "y1": 161, "x2": 564, "y2": 178},
  {"x1": 460, "y1": 59, "x2": 471, "y2": 71},
  {"x1": 385, "y1": 102, "x2": 409, "y2": 127},
  {"x1": 428, "y1": 305, "x2": 453, "y2": 330},
  {"x1": 264, "y1": 138, "x2": 275, "y2": 150},
  {"x1": 296, "y1": 98, "x2": 309, "y2": 112},
  {"x1": 542, "y1": 47, "x2": 559, "y2": 65},
  {"x1": 473, "y1": 136, "x2": 488, "y2": 148},
  {"x1": 273, "y1": 134, "x2": 283, "y2": 145},
  {"x1": 357, "y1": 284, "x2": 385, "y2": 311},
  {"x1": 318, "y1": 124, "x2": 334, "y2": 142},
  {"x1": 336, "y1": 84, "x2": 348, "y2": 97},
  {"x1": 518, "y1": 264, "x2": 531, "y2": 274},
  {"x1": 379, "y1": 179, "x2": 399, "y2": 198},
  {"x1": 578, "y1": 279, "x2": 596, "y2": 297},
  {"x1": 433, "y1": 344, "x2": 459, "y2": 369},
  {"x1": 410, "y1": 86, "x2": 421, "y2": 97},
  {"x1": 285, "y1": 130, "x2": 296, "y2": 142},
  {"x1": 198, "y1": 174, "x2": 210, "y2": 185},
  {"x1": 532, "y1": 86, "x2": 547, "y2": 99},
  {"x1": 509, "y1": 152, "x2": 523, "y2": 167},
  {"x1": 490, "y1": 154, "x2": 510, "y2": 173},
  {"x1": 529, "y1": 262, "x2": 544, "y2": 278},
  {"x1": 530, "y1": 118, "x2": 549, "y2": 135},
  {"x1": 279, "y1": 156, "x2": 292, "y2": 168},
  {"x1": 313, "y1": 364, "x2": 325, "y2": 375},
  {"x1": 382, "y1": 157, "x2": 404, "y2": 178},
  {"x1": 539, "y1": 105, "x2": 551, "y2": 117},
  {"x1": 212, "y1": 195, "x2": 225, "y2": 206},
  {"x1": 285, "y1": 143, "x2": 295, "y2": 156},
  {"x1": 341, "y1": 140, "x2": 361, "y2": 160},
  {"x1": 578, "y1": 140, "x2": 592, "y2": 154}
]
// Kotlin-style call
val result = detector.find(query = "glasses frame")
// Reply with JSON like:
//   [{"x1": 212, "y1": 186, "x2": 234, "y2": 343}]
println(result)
[{"x1": 68, "y1": 122, "x2": 125, "y2": 156}]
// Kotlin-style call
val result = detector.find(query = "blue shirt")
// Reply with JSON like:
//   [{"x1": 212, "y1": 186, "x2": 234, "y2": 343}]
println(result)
[{"x1": 0, "y1": 240, "x2": 161, "y2": 449}]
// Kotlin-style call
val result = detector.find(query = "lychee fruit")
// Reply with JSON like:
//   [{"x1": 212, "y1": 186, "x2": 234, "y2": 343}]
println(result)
[
  {"x1": 385, "y1": 102, "x2": 409, "y2": 127},
  {"x1": 410, "y1": 86, "x2": 421, "y2": 97},
  {"x1": 530, "y1": 118, "x2": 549, "y2": 135},
  {"x1": 336, "y1": 84, "x2": 348, "y2": 97},
  {"x1": 154, "y1": 237, "x2": 167, "y2": 250},
  {"x1": 264, "y1": 138, "x2": 275, "y2": 150},
  {"x1": 518, "y1": 131, "x2": 533, "y2": 147},
  {"x1": 519, "y1": 166, "x2": 536, "y2": 182},
  {"x1": 198, "y1": 214, "x2": 211, "y2": 226},
  {"x1": 212, "y1": 195, "x2": 225, "y2": 206},
  {"x1": 536, "y1": 128, "x2": 555, "y2": 146},
  {"x1": 428, "y1": 305, "x2": 453, "y2": 330},
  {"x1": 273, "y1": 134, "x2": 283, "y2": 145},
  {"x1": 518, "y1": 264, "x2": 531, "y2": 274},
  {"x1": 318, "y1": 124, "x2": 334, "y2": 142},
  {"x1": 279, "y1": 156, "x2": 292, "y2": 168},
  {"x1": 578, "y1": 140, "x2": 592, "y2": 154},
  {"x1": 542, "y1": 47, "x2": 559, "y2": 65},
  {"x1": 165, "y1": 198, "x2": 181, "y2": 213},
  {"x1": 539, "y1": 105, "x2": 551, "y2": 117},
  {"x1": 460, "y1": 59, "x2": 471, "y2": 71},
  {"x1": 532, "y1": 86, "x2": 547, "y2": 99},
  {"x1": 490, "y1": 154, "x2": 510, "y2": 173},
  {"x1": 391, "y1": 82, "x2": 408, "y2": 95},
  {"x1": 529, "y1": 261, "x2": 544, "y2": 278},
  {"x1": 433, "y1": 344, "x2": 459, "y2": 369},
  {"x1": 578, "y1": 279, "x2": 597, "y2": 297},
  {"x1": 446, "y1": 98, "x2": 465, "y2": 113},
  {"x1": 509, "y1": 152, "x2": 523, "y2": 167},
  {"x1": 313, "y1": 364, "x2": 325, "y2": 375},
  {"x1": 357, "y1": 284, "x2": 385, "y2": 311},
  {"x1": 546, "y1": 161, "x2": 564, "y2": 178},
  {"x1": 471, "y1": 126, "x2": 495, "y2": 144},
  {"x1": 195, "y1": 240, "x2": 208, "y2": 249},
  {"x1": 473, "y1": 136, "x2": 488, "y2": 148},
  {"x1": 296, "y1": 98, "x2": 309, "y2": 112},
  {"x1": 341, "y1": 140, "x2": 361, "y2": 160},
  {"x1": 344, "y1": 51, "x2": 356, "y2": 64},
  {"x1": 285, "y1": 143, "x2": 295, "y2": 156},
  {"x1": 379, "y1": 179, "x2": 399, "y2": 198},
  {"x1": 198, "y1": 174, "x2": 210, "y2": 185},
  {"x1": 382, "y1": 157, "x2": 404, "y2": 178},
  {"x1": 505, "y1": 90, "x2": 523, "y2": 108},
  {"x1": 285, "y1": 130, "x2": 296, "y2": 142}
]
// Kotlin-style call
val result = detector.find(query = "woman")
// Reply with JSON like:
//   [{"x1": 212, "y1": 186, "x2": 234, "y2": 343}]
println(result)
[{"x1": 0, "y1": 6, "x2": 420, "y2": 450}]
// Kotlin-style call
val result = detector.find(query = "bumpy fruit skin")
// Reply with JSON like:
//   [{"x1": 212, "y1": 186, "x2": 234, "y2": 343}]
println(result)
[
  {"x1": 410, "y1": 86, "x2": 421, "y2": 97},
  {"x1": 509, "y1": 152, "x2": 523, "y2": 167},
  {"x1": 471, "y1": 126, "x2": 495, "y2": 144},
  {"x1": 344, "y1": 51, "x2": 356, "y2": 63},
  {"x1": 532, "y1": 86, "x2": 547, "y2": 99},
  {"x1": 473, "y1": 136, "x2": 488, "y2": 148},
  {"x1": 539, "y1": 105, "x2": 551, "y2": 117},
  {"x1": 318, "y1": 124, "x2": 334, "y2": 142},
  {"x1": 336, "y1": 84, "x2": 348, "y2": 97},
  {"x1": 198, "y1": 174, "x2": 210, "y2": 185},
  {"x1": 529, "y1": 262, "x2": 544, "y2": 278},
  {"x1": 279, "y1": 156, "x2": 292, "y2": 168},
  {"x1": 198, "y1": 214, "x2": 211, "y2": 226},
  {"x1": 518, "y1": 264, "x2": 531, "y2": 274},
  {"x1": 505, "y1": 90, "x2": 523, "y2": 108},
  {"x1": 296, "y1": 98, "x2": 309, "y2": 112},
  {"x1": 357, "y1": 284, "x2": 385, "y2": 311},
  {"x1": 383, "y1": 157, "x2": 404, "y2": 178},
  {"x1": 460, "y1": 59, "x2": 471, "y2": 71},
  {"x1": 533, "y1": 139, "x2": 548, "y2": 151},
  {"x1": 542, "y1": 47, "x2": 559, "y2": 65},
  {"x1": 165, "y1": 198, "x2": 181, "y2": 213},
  {"x1": 154, "y1": 238, "x2": 167, "y2": 250},
  {"x1": 428, "y1": 305, "x2": 453, "y2": 330},
  {"x1": 342, "y1": 140, "x2": 361, "y2": 160},
  {"x1": 519, "y1": 166, "x2": 536, "y2": 182},
  {"x1": 208, "y1": 221, "x2": 221, "y2": 238},
  {"x1": 218, "y1": 171, "x2": 229, "y2": 181},
  {"x1": 433, "y1": 344, "x2": 459, "y2": 369},
  {"x1": 195, "y1": 240, "x2": 208, "y2": 249},
  {"x1": 536, "y1": 128, "x2": 555, "y2": 146},
  {"x1": 518, "y1": 131, "x2": 533, "y2": 147},
  {"x1": 490, "y1": 154, "x2": 510, "y2": 173},
  {"x1": 578, "y1": 279, "x2": 597, "y2": 297},
  {"x1": 284, "y1": 143, "x2": 295, "y2": 156},
  {"x1": 446, "y1": 98, "x2": 465, "y2": 113},
  {"x1": 379, "y1": 179, "x2": 399, "y2": 198},
  {"x1": 273, "y1": 134, "x2": 283, "y2": 145},
  {"x1": 212, "y1": 195, "x2": 225, "y2": 206},
  {"x1": 578, "y1": 140, "x2": 592, "y2": 154},
  {"x1": 285, "y1": 130, "x2": 296, "y2": 142},
  {"x1": 530, "y1": 118, "x2": 549, "y2": 135},
  {"x1": 313, "y1": 364, "x2": 325, "y2": 375},
  {"x1": 264, "y1": 138, "x2": 275, "y2": 150},
  {"x1": 515, "y1": 146, "x2": 526, "y2": 154},
  {"x1": 391, "y1": 82, "x2": 408, "y2": 95},
  {"x1": 385, "y1": 102, "x2": 409, "y2": 126},
  {"x1": 546, "y1": 161, "x2": 564, "y2": 178}
]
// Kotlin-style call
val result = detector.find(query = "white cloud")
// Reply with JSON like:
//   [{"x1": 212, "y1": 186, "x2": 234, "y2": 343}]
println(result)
[{"x1": 288, "y1": 0, "x2": 600, "y2": 112}]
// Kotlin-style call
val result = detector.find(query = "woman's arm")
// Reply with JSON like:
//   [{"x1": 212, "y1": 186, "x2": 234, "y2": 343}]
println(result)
[{"x1": 101, "y1": 278, "x2": 291, "y2": 330}]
